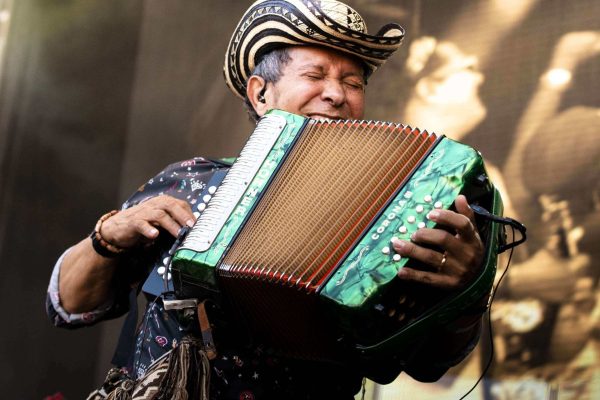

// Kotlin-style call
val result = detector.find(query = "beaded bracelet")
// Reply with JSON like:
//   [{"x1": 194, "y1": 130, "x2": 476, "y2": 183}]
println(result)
[{"x1": 89, "y1": 210, "x2": 126, "y2": 258}]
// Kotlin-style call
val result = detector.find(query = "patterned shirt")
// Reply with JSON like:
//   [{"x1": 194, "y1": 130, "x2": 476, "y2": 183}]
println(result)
[
  {"x1": 47, "y1": 157, "x2": 363, "y2": 399},
  {"x1": 47, "y1": 156, "x2": 476, "y2": 399}
]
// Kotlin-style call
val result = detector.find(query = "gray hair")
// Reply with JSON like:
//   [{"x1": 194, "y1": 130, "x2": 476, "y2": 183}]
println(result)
[{"x1": 243, "y1": 47, "x2": 292, "y2": 122}]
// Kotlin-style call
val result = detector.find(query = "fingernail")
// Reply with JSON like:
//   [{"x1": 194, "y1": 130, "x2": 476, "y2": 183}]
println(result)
[
  {"x1": 186, "y1": 219, "x2": 195, "y2": 227},
  {"x1": 392, "y1": 238, "x2": 406, "y2": 249},
  {"x1": 149, "y1": 228, "x2": 159, "y2": 236},
  {"x1": 427, "y1": 210, "x2": 440, "y2": 220}
]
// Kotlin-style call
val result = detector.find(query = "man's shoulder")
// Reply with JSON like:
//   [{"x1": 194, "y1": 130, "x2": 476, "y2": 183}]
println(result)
[
  {"x1": 124, "y1": 157, "x2": 231, "y2": 208},
  {"x1": 150, "y1": 156, "x2": 231, "y2": 183},
  {"x1": 160, "y1": 156, "x2": 232, "y2": 174}
]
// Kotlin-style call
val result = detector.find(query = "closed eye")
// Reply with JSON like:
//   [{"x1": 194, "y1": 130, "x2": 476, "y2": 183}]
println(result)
[
  {"x1": 344, "y1": 79, "x2": 365, "y2": 91},
  {"x1": 304, "y1": 73, "x2": 324, "y2": 80}
]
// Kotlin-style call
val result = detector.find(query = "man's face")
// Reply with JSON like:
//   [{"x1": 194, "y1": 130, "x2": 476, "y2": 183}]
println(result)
[{"x1": 262, "y1": 46, "x2": 366, "y2": 120}]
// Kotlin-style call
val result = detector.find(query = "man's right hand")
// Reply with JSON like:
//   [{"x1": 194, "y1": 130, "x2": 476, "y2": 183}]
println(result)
[
  {"x1": 58, "y1": 195, "x2": 195, "y2": 314},
  {"x1": 100, "y1": 195, "x2": 196, "y2": 250}
]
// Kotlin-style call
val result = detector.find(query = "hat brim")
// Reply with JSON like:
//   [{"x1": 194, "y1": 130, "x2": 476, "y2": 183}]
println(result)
[{"x1": 224, "y1": 0, "x2": 405, "y2": 99}]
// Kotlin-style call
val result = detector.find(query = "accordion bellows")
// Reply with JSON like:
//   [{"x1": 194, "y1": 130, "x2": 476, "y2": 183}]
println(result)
[{"x1": 172, "y1": 110, "x2": 503, "y2": 382}]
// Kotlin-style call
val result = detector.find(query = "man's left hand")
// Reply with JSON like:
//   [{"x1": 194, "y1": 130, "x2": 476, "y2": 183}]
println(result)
[{"x1": 392, "y1": 194, "x2": 484, "y2": 290}]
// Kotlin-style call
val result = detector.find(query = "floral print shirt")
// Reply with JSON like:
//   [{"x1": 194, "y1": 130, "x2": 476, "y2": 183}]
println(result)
[{"x1": 46, "y1": 157, "x2": 363, "y2": 399}]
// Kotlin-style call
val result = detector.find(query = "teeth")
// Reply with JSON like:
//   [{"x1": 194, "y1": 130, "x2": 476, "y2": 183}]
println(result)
[{"x1": 309, "y1": 114, "x2": 340, "y2": 122}]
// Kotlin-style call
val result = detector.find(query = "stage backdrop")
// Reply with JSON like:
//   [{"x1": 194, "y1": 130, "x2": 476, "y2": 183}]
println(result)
[{"x1": 0, "y1": 1, "x2": 598, "y2": 399}]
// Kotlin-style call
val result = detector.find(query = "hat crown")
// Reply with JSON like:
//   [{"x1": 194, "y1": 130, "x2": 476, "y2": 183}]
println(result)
[{"x1": 312, "y1": 0, "x2": 367, "y2": 33}]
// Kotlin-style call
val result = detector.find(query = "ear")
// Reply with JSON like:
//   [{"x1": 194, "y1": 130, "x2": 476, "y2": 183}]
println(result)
[{"x1": 246, "y1": 75, "x2": 269, "y2": 118}]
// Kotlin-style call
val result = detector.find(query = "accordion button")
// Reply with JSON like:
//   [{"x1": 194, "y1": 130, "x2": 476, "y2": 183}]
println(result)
[
  {"x1": 399, "y1": 226, "x2": 408, "y2": 234},
  {"x1": 197, "y1": 203, "x2": 206, "y2": 211},
  {"x1": 167, "y1": 273, "x2": 172, "y2": 281},
  {"x1": 203, "y1": 194, "x2": 212, "y2": 203},
  {"x1": 157, "y1": 266, "x2": 166, "y2": 275},
  {"x1": 424, "y1": 195, "x2": 433, "y2": 203},
  {"x1": 393, "y1": 254, "x2": 402, "y2": 262},
  {"x1": 208, "y1": 186, "x2": 217, "y2": 194},
  {"x1": 382, "y1": 246, "x2": 391, "y2": 255},
  {"x1": 434, "y1": 201, "x2": 443, "y2": 209},
  {"x1": 407, "y1": 216, "x2": 416, "y2": 224},
  {"x1": 415, "y1": 205, "x2": 424, "y2": 213},
  {"x1": 404, "y1": 191, "x2": 413, "y2": 199},
  {"x1": 418, "y1": 222, "x2": 426, "y2": 229}
]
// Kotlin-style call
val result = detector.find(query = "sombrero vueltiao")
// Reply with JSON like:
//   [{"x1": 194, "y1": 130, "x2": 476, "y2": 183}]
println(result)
[{"x1": 224, "y1": 0, "x2": 405, "y2": 99}]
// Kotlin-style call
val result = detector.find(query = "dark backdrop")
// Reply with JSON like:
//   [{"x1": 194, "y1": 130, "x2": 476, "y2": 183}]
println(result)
[{"x1": 1, "y1": 1, "x2": 598, "y2": 399}]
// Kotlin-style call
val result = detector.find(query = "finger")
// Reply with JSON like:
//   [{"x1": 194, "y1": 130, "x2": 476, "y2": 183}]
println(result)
[
  {"x1": 391, "y1": 238, "x2": 447, "y2": 271},
  {"x1": 133, "y1": 219, "x2": 161, "y2": 240},
  {"x1": 397, "y1": 266, "x2": 458, "y2": 290},
  {"x1": 454, "y1": 195, "x2": 476, "y2": 223},
  {"x1": 161, "y1": 196, "x2": 196, "y2": 228},
  {"x1": 148, "y1": 208, "x2": 186, "y2": 238},
  {"x1": 426, "y1": 205, "x2": 478, "y2": 244},
  {"x1": 100, "y1": 214, "x2": 158, "y2": 248},
  {"x1": 147, "y1": 195, "x2": 196, "y2": 228},
  {"x1": 406, "y1": 227, "x2": 459, "y2": 255}
]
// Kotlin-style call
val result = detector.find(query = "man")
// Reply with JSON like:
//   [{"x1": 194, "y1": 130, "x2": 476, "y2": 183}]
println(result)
[{"x1": 47, "y1": 1, "x2": 488, "y2": 399}]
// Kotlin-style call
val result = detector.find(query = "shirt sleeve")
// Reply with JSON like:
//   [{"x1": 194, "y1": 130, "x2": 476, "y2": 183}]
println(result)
[
  {"x1": 46, "y1": 248, "x2": 119, "y2": 328},
  {"x1": 46, "y1": 157, "x2": 229, "y2": 329}
]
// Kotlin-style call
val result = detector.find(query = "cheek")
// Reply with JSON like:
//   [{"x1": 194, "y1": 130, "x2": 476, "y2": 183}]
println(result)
[
  {"x1": 348, "y1": 93, "x2": 365, "y2": 119},
  {"x1": 292, "y1": 84, "x2": 325, "y2": 107}
]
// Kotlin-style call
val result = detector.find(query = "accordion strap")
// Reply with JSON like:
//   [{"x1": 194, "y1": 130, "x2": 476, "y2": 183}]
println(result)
[{"x1": 197, "y1": 300, "x2": 218, "y2": 360}]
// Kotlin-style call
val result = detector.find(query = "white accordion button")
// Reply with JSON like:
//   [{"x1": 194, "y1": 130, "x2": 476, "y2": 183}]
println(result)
[
  {"x1": 208, "y1": 186, "x2": 217, "y2": 194},
  {"x1": 382, "y1": 246, "x2": 391, "y2": 255},
  {"x1": 415, "y1": 205, "x2": 424, "y2": 213},
  {"x1": 434, "y1": 201, "x2": 443, "y2": 209},
  {"x1": 418, "y1": 222, "x2": 426, "y2": 229},
  {"x1": 407, "y1": 216, "x2": 416, "y2": 224},
  {"x1": 393, "y1": 254, "x2": 402, "y2": 262},
  {"x1": 424, "y1": 195, "x2": 433, "y2": 203},
  {"x1": 197, "y1": 203, "x2": 206, "y2": 212},
  {"x1": 398, "y1": 226, "x2": 408, "y2": 234},
  {"x1": 203, "y1": 194, "x2": 212, "y2": 203},
  {"x1": 404, "y1": 191, "x2": 413, "y2": 199},
  {"x1": 157, "y1": 266, "x2": 166, "y2": 275}
]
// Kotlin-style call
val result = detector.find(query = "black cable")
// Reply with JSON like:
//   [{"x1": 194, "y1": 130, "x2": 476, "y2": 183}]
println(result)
[{"x1": 459, "y1": 225, "x2": 516, "y2": 400}]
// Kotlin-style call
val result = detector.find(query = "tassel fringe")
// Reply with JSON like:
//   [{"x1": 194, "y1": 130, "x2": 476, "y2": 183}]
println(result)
[
  {"x1": 155, "y1": 335, "x2": 211, "y2": 400},
  {"x1": 89, "y1": 336, "x2": 211, "y2": 400}
]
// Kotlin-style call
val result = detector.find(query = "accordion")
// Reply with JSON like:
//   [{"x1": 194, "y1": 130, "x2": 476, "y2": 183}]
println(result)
[{"x1": 172, "y1": 109, "x2": 503, "y2": 382}]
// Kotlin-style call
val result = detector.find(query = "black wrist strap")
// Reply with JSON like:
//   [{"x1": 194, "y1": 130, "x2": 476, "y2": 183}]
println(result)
[{"x1": 90, "y1": 231, "x2": 121, "y2": 258}]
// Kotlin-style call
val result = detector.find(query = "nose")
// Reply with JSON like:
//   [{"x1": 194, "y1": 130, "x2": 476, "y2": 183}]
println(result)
[{"x1": 320, "y1": 79, "x2": 346, "y2": 107}]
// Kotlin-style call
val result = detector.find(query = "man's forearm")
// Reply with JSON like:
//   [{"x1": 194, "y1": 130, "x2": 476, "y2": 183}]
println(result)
[{"x1": 58, "y1": 237, "x2": 119, "y2": 313}]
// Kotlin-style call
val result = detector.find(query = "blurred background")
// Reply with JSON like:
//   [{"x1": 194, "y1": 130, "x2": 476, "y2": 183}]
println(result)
[{"x1": 0, "y1": 0, "x2": 598, "y2": 398}]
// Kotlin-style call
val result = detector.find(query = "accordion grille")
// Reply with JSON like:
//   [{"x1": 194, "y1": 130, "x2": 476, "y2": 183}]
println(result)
[{"x1": 220, "y1": 120, "x2": 436, "y2": 291}]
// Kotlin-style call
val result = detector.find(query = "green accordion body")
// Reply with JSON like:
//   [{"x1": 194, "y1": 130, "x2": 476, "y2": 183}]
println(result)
[{"x1": 172, "y1": 109, "x2": 503, "y2": 382}]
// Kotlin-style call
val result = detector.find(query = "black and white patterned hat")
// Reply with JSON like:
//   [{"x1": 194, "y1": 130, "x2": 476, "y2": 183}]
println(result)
[{"x1": 224, "y1": 0, "x2": 405, "y2": 99}]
